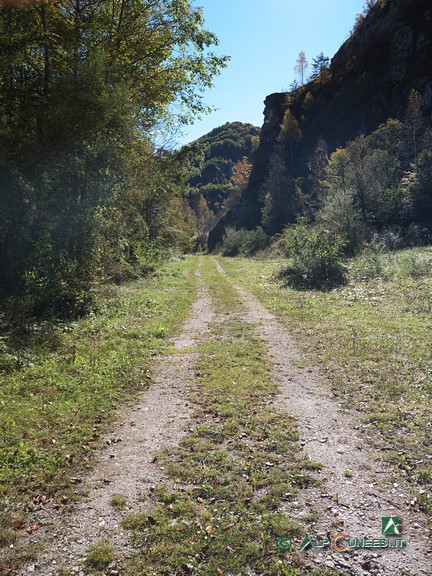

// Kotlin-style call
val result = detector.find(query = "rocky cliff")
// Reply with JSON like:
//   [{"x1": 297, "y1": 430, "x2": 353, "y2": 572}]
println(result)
[{"x1": 208, "y1": 0, "x2": 432, "y2": 249}]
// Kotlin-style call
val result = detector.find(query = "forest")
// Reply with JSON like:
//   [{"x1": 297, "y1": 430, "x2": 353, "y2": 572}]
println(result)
[{"x1": 0, "y1": 0, "x2": 227, "y2": 324}]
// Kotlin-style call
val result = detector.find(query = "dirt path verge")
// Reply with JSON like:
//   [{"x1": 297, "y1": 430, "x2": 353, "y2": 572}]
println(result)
[
  {"x1": 18, "y1": 270, "x2": 214, "y2": 576},
  {"x1": 215, "y1": 260, "x2": 431, "y2": 576}
]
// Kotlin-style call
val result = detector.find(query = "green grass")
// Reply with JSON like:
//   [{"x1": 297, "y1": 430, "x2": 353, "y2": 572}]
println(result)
[
  {"x1": 110, "y1": 493, "x2": 128, "y2": 511},
  {"x1": 124, "y1": 258, "x2": 337, "y2": 576},
  {"x1": 219, "y1": 248, "x2": 432, "y2": 516},
  {"x1": 0, "y1": 256, "x2": 198, "y2": 573},
  {"x1": 85, "y1": 539, "x2": 116, "y2": 571}
]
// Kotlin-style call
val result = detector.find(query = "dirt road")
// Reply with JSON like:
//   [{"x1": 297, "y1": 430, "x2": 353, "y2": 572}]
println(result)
[{"x1": 19, "y1": 257, "x2": 431, "y2": 575}]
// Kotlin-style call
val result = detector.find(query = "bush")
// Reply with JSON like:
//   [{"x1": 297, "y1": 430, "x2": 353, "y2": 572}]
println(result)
[
  {"x1": 350, "y1": 245, "x2": 432, "y2": 283},
  {"x1": 275, "y1": 224, "x2": 347, "y2": 290},
  {"x1": 349, "y1": 244, "x2": 385, "y2": 281},
  {"x1": 221, "y1": 227, "x2": 268, "y2": 257},
  {"x1": 397, "y1": 251, "x2": 431, "y2": 279}
]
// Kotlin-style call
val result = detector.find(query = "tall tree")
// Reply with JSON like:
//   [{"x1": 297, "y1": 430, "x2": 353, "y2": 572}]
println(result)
[
  {"x1": 294, "y1": 51, "x2": 308, "y2": 85},
  {"x1": 261, "y1": 143, "x2": 304, "y2": 235},
  {"x1": 404, "y1": 89, "x2": 424, "y2": 161},
  {"x1": 0, "y1": 0, "x2": 228, "y2": 318},
  {"x1": 278, "y1": 108, "x2": 302, "y2": 173}
]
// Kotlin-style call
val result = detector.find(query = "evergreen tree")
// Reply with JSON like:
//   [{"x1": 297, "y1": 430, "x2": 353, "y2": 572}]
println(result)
[{"x1": 310, "y1": 53, "x2": 330, "y2": 80}]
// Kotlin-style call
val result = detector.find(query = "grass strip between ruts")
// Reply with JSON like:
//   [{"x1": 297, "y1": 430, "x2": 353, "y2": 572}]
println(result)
[
  {"x1": 123, "y1": 257, "x2": 335, "y2": 576},
  {"x1": 219, "y1": 253, "x2": 432, "y2": 518}
]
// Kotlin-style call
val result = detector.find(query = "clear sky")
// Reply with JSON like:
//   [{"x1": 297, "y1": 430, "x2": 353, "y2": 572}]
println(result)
[{"x1": 176, "y1": 0, "x2": 366, "y2": 147}]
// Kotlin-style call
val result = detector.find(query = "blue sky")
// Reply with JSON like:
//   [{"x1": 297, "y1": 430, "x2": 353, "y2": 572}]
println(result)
[{"x1": 176, "y1": 0, "x2": 366, "y2": 146}]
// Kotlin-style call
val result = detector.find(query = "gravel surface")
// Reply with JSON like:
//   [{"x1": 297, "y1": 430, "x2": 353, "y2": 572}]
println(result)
[
  {"x1": 18, "y1": 272, "x2": 214, "y2": 576},
  {"x1": 217, "y1": 261, "x2": 432, "y2": 576},
  {"x1": 17, "y1": 259, "x2": 432, "y2": 576}
]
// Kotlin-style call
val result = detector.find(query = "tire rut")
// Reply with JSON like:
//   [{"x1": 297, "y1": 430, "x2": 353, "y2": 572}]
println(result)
[
  {"x1": 18, "y1": 267, "x2": 214, "y2": 576},
  {"x1": 215, "y1": 260, "x2": 431, "y2": 576}
]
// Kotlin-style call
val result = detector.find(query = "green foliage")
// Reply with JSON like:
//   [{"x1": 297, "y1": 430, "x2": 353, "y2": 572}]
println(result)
[
  {"x1": 275, "y1": 224, "x2": 347, "y2": 290},
  {"x1": 0, "y1": 258, "x2": 198, "y2": 573},
  {"x1": 261, "y1": 144, "x2": 306, "y2": 235},
  {"x1": 316, "y1": 115, "x2": 429, "y2": 253},
  {"x1": 349, "y1": 244, "x2": 432, "y2": 282},
  {"x1": 221, "y1": 227, "x2": 268, "y2": 257},
  {"x1": 409, "y1": 150, "x2": 432, "y2": 227},
  {"x1": 123, "y1": 258, "x2": 322, "y2": 576},
  {"x1": 85, "y1": 539, "x2": 115, "y2": 570},
  {"x1": 110, "y1": 493, "x2": 128, "y2": 511},
  {"x1": 310, "y1": 52, "x2": 330, "y2": 81},
  {"x1": 0, "y1": 0, "x2": 227, "y2": 322},
  {"x1": 184, "y1": 122, "x2": 260, "y2": 235}
]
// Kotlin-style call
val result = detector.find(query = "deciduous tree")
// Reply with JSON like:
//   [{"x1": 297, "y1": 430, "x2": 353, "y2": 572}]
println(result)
[{"x1": 294, "y1": 51, "x2": 308, "y2": 85}]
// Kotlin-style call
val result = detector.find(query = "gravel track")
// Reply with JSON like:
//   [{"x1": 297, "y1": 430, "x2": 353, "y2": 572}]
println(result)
[
  {"x1": 18, "y1": 271, "x2": 214, "y2": 576},
  {"x1": 17, "y1": 258, "x2": 432, "y2": 576},
  {"x1": 215, "y1": 260, "x2": 431, "y2": 576}
]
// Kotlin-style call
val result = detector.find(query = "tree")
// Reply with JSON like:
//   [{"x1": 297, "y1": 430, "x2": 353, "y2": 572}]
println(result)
[
  {"x1": 223, "y1": 158, "x2": 252, "y2": 213},
  {"x1": 310, "y1": 53, "x2": 330, "y2": 80},
  {"x1": 294, "y1": 51, "x2": 309, "y2": 85},
  {"x1": 261, "y1": 143, "x2": 304, "y2": 235},
  {"x1": 363, "y1": 0, "x2": 378, "y2": 14},
  {"x1": 404, "y1": 89, "x2": 425, "y2": 161},
  {"x1": 317, "y1": 120, "x2": 408, "y2": 250},
  {"x1": 0, "y1": 0, "x2": 228, "y2": 319},
  {"x1": 195, "y1": 194, "x2": 212, "y2": 236},
  {"x1": 278, "y1": 108, "x2": 302, "y2": 173},
  {"x1": 408, "y1": 151, "x2": 432, "y2": 228}
]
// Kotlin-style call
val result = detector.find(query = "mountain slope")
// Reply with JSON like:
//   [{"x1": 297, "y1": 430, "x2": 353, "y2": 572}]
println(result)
[
  {"x1": 209, "y1": 0, "x2": 432, "y2": 248},
  {"x1": 184, "y1": 122, "x2": 259, "y2": 243}
]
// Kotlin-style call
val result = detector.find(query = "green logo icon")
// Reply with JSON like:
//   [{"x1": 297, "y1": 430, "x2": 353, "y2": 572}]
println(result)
[
  {"x1": 298, "y1": 534, "x2": 312, "y2": 552},
  {"x1": 382, "y1": 516, "x2": 401, "y2": 535},
  {"x1": 275, "y1": 536, "x2": 293, "y2": 552}
]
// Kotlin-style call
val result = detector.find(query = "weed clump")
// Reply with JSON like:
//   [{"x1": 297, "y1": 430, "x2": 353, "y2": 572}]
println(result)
[
  {"x1": 85, "y1": 539, "x2": 115, "y2": 570},
  {"x1": 275, "y1": 224, "x2": 347, "y2": 290}
]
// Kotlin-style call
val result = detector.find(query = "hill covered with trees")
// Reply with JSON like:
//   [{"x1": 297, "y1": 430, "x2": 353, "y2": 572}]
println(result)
[{"x1": 183, "y1": 122, "x2": 260, "y2": 245}]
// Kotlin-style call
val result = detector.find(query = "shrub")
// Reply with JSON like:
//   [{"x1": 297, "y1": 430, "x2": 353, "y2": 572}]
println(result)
[
  {"x1": 275, "y1": 224, "x2": 347, "y2": 290},
  {"x1": 371, "y1": 228, "x2": 403, "y2": 251},
  {"x1": 397, "y1": 251, "x2": 431, "y2": 279},
  {"x1": 221, "y1": 227, "x2": 268, "y2": 257},
  {"x1": 242, "y1": 227, "x2": 268, "y2": 256}
]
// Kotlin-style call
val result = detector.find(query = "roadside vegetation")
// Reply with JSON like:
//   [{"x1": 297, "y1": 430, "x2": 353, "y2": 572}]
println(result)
[
  {"x1": 0, "y1": 257, "x2": 198, "y2": 573},
  {"x1": 220, "y1": 246, "x2": 432, "y2": 517},
  {"x1": 123, "y1": 258, "x2": 336, "y2": 576},
  {"x1": 0, "y1": 0, "x2": 227, "y2": 325}
]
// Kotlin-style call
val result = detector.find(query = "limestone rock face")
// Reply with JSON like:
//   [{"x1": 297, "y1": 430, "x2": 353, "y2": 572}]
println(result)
[{"x1": 208, "y1": 0, "x2": 432, "y2": 249}]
